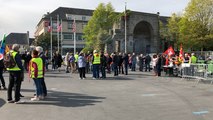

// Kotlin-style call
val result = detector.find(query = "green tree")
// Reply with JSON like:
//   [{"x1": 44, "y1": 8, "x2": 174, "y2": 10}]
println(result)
[
  {"x1": 83, "y1": 2, "x2": 119, "y2": 51},
  {"x1": 180, "y1": 0, "x2": 213, "y2": 50},
  {"x1": 36, "y1": 33, "x2": 57, "y2": 51}
]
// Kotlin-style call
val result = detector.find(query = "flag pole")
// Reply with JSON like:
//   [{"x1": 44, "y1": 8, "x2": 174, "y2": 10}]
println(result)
[
  {"x1": 60, "y1": 19, "x2": 63, "y2": 55},
  {"x1": 57, "y1": 15, "x2": 60, "y2": 52},
  {"x1": 50, "y1": 17, "x2": 53, "y2": 61},
  {"x1": 73, "y1": 17, "x2": 76, "y2": 54},
  {"x1": 124, "y1": 2, "x2": 127, "y2": 53}
]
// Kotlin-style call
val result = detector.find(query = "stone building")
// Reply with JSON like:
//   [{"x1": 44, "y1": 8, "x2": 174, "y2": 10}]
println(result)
[{"x1": 35, "y1": 7, "x2": 169, "y2": 54}]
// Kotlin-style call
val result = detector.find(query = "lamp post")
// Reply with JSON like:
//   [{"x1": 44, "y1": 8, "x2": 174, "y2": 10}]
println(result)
[{"x1": 124, "y1": 2, "x2": 127, "y2": 53}]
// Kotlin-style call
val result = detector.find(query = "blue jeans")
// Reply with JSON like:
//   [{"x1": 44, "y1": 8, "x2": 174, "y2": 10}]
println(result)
[
  {"x1": 93, "y1": 64, "x2": 100, "y2": 78},
  {"x1": 33, "y1": 78, "x2": 43, "y2": 97}
]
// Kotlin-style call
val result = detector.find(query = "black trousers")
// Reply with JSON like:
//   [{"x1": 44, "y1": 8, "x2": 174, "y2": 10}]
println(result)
[
  {"x1": 114, "y1": 64, "x2": 118, "y2": 76},
  {"x1": 124, "y1": 63, "x2": 128, "y2": 75},
  {"x1": 79, "y1": 67, "x2": 86, "y2": 78},
  {"x1": 0, "y1": 67, "x2": 6, "y2": 87},
  {"x1": 7, "y1": 71, "x2": 22, "y2": 102},
  {"x1": 101, "y1": 66, "x2": 106, "y2": 78}
]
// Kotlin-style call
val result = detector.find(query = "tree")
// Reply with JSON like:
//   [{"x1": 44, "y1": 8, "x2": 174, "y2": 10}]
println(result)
[
  {"x1": 180, "y1": 0, "x2": 213, "y2": 50},
  {"x1": 83, "y1": 2, "x2": 119, "y2": 51},
  {"x1": 36, "y1": 33, "x2": 57, "y2": 51},
  {"x1": 166, "y1": 13, "x2": 182, "y2": 50}
]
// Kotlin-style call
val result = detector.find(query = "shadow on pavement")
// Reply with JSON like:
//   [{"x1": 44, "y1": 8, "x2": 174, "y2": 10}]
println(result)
[
  {"x1": 23, "y1": 90, "x2": 106, "y2": 107},
  {"x1": 0, "y1": 98, "x2": 6, "y2": 108}
]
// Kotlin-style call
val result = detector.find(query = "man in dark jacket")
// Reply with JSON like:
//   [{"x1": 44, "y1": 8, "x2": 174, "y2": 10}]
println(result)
[
  {"x1": 118, "y1": 52, "x2": 124, "y2": 74},
  {"x1": 100, "y1": 52, "x2": 107, "y2": 78},
  {"x1": 0, "y1": 59, "x2": 6, "y2": 90},
  {"x1": 7, "y1": 44, "x2": 24, "y2": 103},
  {"x1": 113, "y1": 52, "x2": 119, "y2": 76},
  {"x1": 145, "y1": 54, "x2": 151, "y2": 72},
  {"x1": 122, "y1": 53, "x2": 129, "y2": 75}
]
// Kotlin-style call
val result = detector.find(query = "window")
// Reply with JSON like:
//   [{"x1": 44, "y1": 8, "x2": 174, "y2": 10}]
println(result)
[
  {"x1": 66, "y1": 14, "x2": 72, "y2": 20},
  {"x1": 82, "y1": 16, "x2": 86, "y2": 21},
  {"x1": 63, "y1": 34, "x2": 73, "y2": 40},
  {"x1": 68, "y1": 21, "x2": 72, "y2": 29},
  {"x1": 77, "y1": 34, "x2": 84, "y2": 41},
  {"x1": 52, "y1": 22, "x2": 57, "y2": 29}
]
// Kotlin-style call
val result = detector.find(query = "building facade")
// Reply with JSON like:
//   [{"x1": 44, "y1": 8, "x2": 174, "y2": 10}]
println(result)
[{"x1": 35, "y1": 7, "x2": 168, "y2": 55}]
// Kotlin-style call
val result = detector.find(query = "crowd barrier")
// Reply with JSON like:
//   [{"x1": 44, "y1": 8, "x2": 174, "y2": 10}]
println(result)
[{"x1": 181, "y1": 63, "x2": 213, "y2": 84}]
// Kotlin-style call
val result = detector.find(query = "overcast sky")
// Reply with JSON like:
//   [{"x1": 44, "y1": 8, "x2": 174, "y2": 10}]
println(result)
[{"x1": 0, "y1": 0, "x2": 190, "y2": 38}]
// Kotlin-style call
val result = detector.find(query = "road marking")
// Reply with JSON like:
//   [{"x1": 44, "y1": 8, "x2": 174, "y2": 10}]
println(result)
[
  {"x1": 142, "y1": 94, "x2": 156, "y2": 97},
  {"x1": 192, "y1": 111, "x2": 209, "y2": 115}
]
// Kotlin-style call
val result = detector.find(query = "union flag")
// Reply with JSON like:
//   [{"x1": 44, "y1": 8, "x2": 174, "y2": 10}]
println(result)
[
  {"x1": 179, "y1": 44, "x2": 184, "y2": 62},
  {"x1": 164, "y1": 46, "x2": 175, "y2": 56}
]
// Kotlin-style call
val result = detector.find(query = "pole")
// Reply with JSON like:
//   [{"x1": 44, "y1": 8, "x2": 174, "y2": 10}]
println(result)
[
  {"x1": 60, "y1": 19, "x2": 63, "y2": 55},
  {"x1": 57, "y1": 15, "x2": 59, "y2": 52},
  {"x1": 50, "y1": 17, "x2": 53, "y2": 61},
  {"x1": 124, "y1": 2, "x2": 127, "y2": 53},
  {"x1": 73, "y1": 17, "x2": 76, "y2": 54}
]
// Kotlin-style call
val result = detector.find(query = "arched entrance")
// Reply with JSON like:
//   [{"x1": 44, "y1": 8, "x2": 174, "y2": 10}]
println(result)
[{"x1": 133, "y1": 21, "x2": 153, "y2": 54}]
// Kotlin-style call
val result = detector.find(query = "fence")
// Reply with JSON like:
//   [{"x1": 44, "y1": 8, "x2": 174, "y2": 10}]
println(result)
[{"x1": 181, "y1": 63, "x2": 213, "y2": 85}]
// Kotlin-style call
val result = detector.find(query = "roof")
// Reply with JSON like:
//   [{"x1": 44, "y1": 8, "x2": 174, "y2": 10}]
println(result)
[
  {"x1": 159, "y1": 16, "x2": 170, "y2": 25},
  {"x1": 37, "y1": 7, "x2": 94, "y2": 26},
  {"x1": 5, "y1": 33, "x2": 29, "y2": 45}
]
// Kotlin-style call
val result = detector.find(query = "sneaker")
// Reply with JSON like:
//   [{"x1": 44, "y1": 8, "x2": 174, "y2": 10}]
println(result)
[
  {"x1": 79, "y1": 78, "x2": 82, "y2": 80},
  {"x1": 39, "y1": 96, "x2": 44, "y2": 100},
  {"x1": 31, "y1": 97, "x2": 40, "y2": 101},
  {"x1": 92, "y1": 77, "x2": 96, "y2": 80},
  {"x1": 15, "y1": 100, "x2": 25, "y2": 104},
  {"x1": 7, "y1": 100, "x2": 15, "y2": 103},
  {"x1": 20, "y1": 94, "x2": 24, "y2": 97},
  {"x1": 83, "y1": 77, "x2": 85, "y2": 80}
]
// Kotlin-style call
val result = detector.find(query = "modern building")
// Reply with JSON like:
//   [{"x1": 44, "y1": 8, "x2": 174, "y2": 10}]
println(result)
[
  {"x1": 35, "y1": 7, "x2": 93, "y2": 55},
  {"x1": 35, "y1": 7, "x2": 169, "y2": 55}
]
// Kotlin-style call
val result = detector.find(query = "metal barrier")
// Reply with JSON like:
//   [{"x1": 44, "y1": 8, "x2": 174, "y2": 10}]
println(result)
[{"x1": 181, "y1": 63, "x2": 213, "y2": 85}]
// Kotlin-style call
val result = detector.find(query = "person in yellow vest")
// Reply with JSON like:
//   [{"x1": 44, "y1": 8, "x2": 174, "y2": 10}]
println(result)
[
  {"x1": 92, "y1": 50, "x2": 101, "y2": 79},
  {"x1": 191, "y1": 53, "x2": 197, "y2": 64},
  {"x1": 29, "y1": 50, "x2": 44, "y2": 101},
  {"x1": 7, "y1": 44, "x2": 25, "y2": 104}
]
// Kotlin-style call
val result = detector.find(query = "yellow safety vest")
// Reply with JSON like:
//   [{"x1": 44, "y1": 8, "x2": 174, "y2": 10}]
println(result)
[
  {"x1": 30, "y1": 57, "x2": 43, "y2": 78},
  {"x1": 93, "y1": 53, "x2": 100, "y2": 64},
  {"x1": 7, "y1": 50, "x2": 21, "y2": 71},
  {"x1": 74, "y1": 54, "x2": 79, "y2": 62}
]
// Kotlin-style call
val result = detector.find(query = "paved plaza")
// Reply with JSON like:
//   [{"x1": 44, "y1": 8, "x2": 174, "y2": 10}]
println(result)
[{"x1": 1, "y1": 69, "x2": 213, "y2": 120}]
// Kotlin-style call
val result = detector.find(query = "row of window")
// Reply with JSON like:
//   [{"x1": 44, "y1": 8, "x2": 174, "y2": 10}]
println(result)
[
  {"x1": 66, "y1": 14, "x2": 87, "y2": 21},
  {"x1": 50, "y1": 21, "x2": 87, "y2": 29},
  {"x1": 63, "y1": 34, "x2": 84, "y2": 41}
]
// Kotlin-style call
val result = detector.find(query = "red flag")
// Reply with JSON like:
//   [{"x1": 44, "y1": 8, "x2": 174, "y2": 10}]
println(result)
[
  {"x1": 57, "y1": 22, "x2": 62, "y2": 32},
  {"x1": 179, "y1": 44, "x2": 184, "y2": 62},
  {"x1": 164, "y1": 46, "x2": 175, "y2": 56},
  {"x1": 44, "y1": 21, "x2": 49, "y2": 27},
  {"x1": 72, "y1": 19, "x2": 76, "y2": 33}
]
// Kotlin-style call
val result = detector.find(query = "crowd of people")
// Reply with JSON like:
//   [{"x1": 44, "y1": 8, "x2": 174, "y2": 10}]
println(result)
[
  {"x1": 0, "y1": 43, "x2": 212, "y2": 104},
  {"x1": 62, "y1": 50, "x2": 153, "y2": 79}
]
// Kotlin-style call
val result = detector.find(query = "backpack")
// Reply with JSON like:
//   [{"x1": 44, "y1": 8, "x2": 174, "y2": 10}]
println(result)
[{"x1": 4, "y1": 52, "x2": 16, "y2": 68}]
